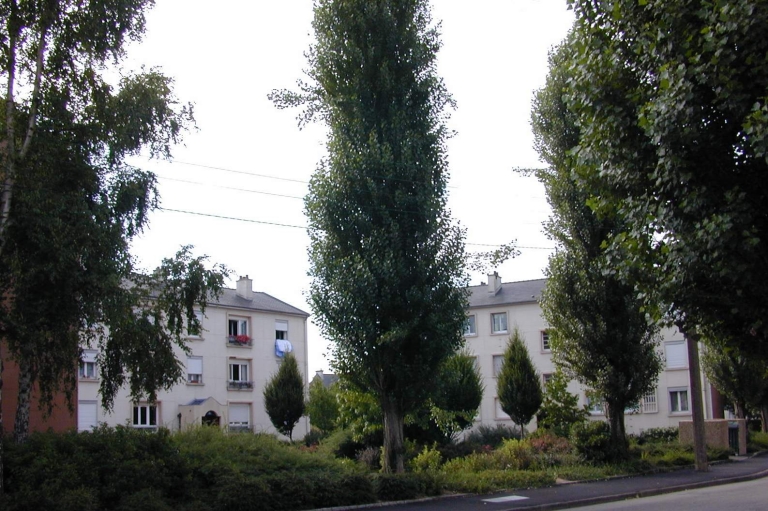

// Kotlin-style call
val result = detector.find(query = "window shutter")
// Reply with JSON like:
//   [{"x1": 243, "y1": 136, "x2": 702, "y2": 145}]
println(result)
[
  {"x1": 82, "y1": 350, "x2": 97, "y2": 363},
  {"x1": 187, "y1": 357, "x2": 203, "y2": 374},
  {"x1": 665, "y1": 342, "x2": 687, "y2": 368},
  {"x1": 78, "y1": 401, "x2": 97, "y2": 431},
  {"x1": 229, "y1": 403, "x2": 250, "y2": 424},
  {"x1": 275, "y1": 320, "x2": 288, "y2": 332}
]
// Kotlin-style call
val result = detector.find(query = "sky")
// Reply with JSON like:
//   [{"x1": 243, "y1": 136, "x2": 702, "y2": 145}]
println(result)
[{"x1": 124, "y1": 0, "x2": 575, "y2": 373}]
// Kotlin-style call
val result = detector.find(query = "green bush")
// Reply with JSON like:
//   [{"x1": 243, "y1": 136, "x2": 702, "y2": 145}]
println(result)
[
  {"x1": 374, "y1": 473, "x2": 442, "y2": 501},
  {"x1": 571, "y1": 421, "x2": 614, "y2": 463},
  {"x1": 412, "y1": 444, "x2": 442, "y2": 473},
  {"x1": 314, "y1": 428, "x2": 366, "y2": 460},
  {"x1": 442, "y1": 470, "x2": 554, "y2": 494},
  {"x1": 464, "y1": 424, "x2": 521, "y2": 448},
  {"x1": 749, "y1": 431, "x2": 768, "y2": 451},
  {"x1": 635, "y1": 427, "x2": 679, "y2": 444}
]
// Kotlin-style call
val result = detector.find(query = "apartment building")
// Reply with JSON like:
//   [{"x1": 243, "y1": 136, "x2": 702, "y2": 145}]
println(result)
[
  {"x1": 77, "y1": 276, "x2": 310, "y2": 438},
  {"x1": 465, "y1": 274, "x2": 719, "y2": 434}
]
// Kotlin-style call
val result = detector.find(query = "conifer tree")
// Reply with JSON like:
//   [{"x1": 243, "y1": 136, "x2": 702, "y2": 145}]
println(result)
[
  {"x1": 496, "y1": 328, "x2": 542, "y2": 438},
  {"x1": 264, "y1": 353, "x2": 306, "y2": 441}
]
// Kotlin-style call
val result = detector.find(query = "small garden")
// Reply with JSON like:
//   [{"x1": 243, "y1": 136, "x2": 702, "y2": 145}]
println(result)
[{"x1": 3, "y1": 422, "x2": 764, "y2": 511}]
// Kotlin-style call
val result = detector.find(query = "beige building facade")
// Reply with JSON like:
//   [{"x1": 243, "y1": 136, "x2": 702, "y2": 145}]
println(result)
[
  {"x1": 465, "y1": 274, "x2": 717, "y2": 434},
  {"x1": 77, "y1": 276, "x2": 310, "y2": 438}
]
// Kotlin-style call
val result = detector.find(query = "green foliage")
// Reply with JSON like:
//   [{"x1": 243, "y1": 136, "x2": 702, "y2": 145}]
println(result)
[
  {"x1": 536, "y1": 369, "x2": 589, "y2": 437},
  {"x1": 441, "y1": 470, "x2": 554, "y2": 494},
  {"x1": 563, "y1": 1, "x2": 768, "y2": 359},
  {"x1": 272, "y1": 0, "x2": 468, "y2": 472},
  {"x1": 701, "y1": 340, "x2": 768, "y2": 419},
  {"x1": 373, "y1": 473, "x2": 442, "y2": 501},
  {"x1": 464, "y1": 424, "x2": 521, "y2": 448},
  {"x1": 570, "y1": 421, "x2": 615, "y2": 463},
  {"x1": 634, "y1": 427, "x2": 679, "y2": 445},
  {"x1": 411, "y1": 444, "x2": 442, "y2": 473},
  {"x1": 496, "y1": 328, "x2": 543, "y2": 434},
  {"x1": 306, "y1": 377, "x2": 340, "y2": 432},
  {"x1": 430, "y1": 351, "x2": 484, "y2": 438},
  {"x1": 263, "y1": 353, "x2": 306, "y2": 441},
  {"x1": 532, "y1": 29, "x2": 663, "y2": 459},
  {"x1": 336, "y1": 386, "x2": 384, "y2": 445},
  {"x1": 748, "y1": 431, "x2": 768, "y2": 451}
]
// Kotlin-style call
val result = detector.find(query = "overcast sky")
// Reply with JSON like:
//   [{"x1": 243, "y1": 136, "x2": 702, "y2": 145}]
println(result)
[{"x1": 124, "y1": 0, "x2": 575, "y2": 372}]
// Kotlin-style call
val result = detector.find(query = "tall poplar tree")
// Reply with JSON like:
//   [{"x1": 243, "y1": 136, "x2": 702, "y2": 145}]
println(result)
[
  {"x1": 271, "y1": 0, "x2": 467, "y2": 472},
  {"x1": 532, "y1": 37, "x2": 661, "y2": 459}
]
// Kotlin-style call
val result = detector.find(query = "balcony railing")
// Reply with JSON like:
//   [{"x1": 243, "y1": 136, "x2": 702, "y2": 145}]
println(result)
[
  {"x1": 228, "y1": 380, "x2": 254, "y2": 390},
  {"x1": 227, "y1": 335, "x2": 252, "y2": 347},
  {"x1": 228, "y1": 424, "x2": 253, "y2": 433}
]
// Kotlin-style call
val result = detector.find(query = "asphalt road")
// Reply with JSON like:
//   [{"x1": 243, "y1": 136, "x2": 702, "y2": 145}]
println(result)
[{"x1": 568, "y1": 477, "x2": 768, "y2": 510}]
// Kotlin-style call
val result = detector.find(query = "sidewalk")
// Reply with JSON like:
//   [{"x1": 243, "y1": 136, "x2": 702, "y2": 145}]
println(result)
[{"x1": 330, "y1": 452, "x2": 768, "y2": 511}]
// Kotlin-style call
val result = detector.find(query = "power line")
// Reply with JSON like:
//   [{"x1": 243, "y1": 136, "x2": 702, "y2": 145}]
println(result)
[
  {"x1": 171, "y1": 160, "x2": 309, "y2": 184},
  {"x1": 155, "y1": 175, "x2": 304, "y2": 200},
  {"x1": 157, "y1": 207, "x2": 554, "y2": 249}
]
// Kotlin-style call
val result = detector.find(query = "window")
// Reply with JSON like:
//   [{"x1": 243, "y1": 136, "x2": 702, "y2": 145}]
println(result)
[
  {"x1": 464, "y1": 315, "x2": 476, "y2": 336},
  {"x1": 275, "y1": 320, "x2": 288, "y2": 340},
  {"x1": 642, "y1": 390, "x2": 658, "y2": 413},
  {"x1": 228, "y1": 317, "x2": 251, "y2": 345},
  {"x1": 133, "y1": 404, "x2": 158, "y2": 429},
  {"x1": 187, "y1": 356, "x2": 203, "y2": 384},
  {"x1": 541, "y1": 331, "x2": 551, "y2": 352},
  {"x1": 494, "y1": 398, "x2": 511, "y2": 420},
  {"x1": 78, "y1": 401, "x2": 97, "y2": 431},
  {"x1": 229, "y1": 403, "x2": 251, "y2": 431},
  {"x1": 188, "y1": 310, "x2": 204, "y2": 338},
  {"x1": 79, "y1": 350, "x2": 98, "y2": 379},
  {"x1": 542, "y1": 373, "x2": 553, "y2": 387},
  {"x1": 228, "y1": 360, "x2": 252, "y2": 390},
  {"x1": 669, "y1": 388, "x2": 689, "y2": 413},
  {"x1": 491, "y1": 312, "x2": 508, "y2": 334},
  {"x1": 665, "y1": 341, "x2": 687, "y2": 369},
  {"x1": 586, "y1": 393, "x2": 604, "y2": 415},
  {"x1": 493, "y1": 355, "x2": 504, "y2": 377}
]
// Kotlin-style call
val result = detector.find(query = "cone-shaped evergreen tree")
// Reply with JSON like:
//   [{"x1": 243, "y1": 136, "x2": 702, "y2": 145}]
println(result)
[
  {"x1": 496, "y1": 328, "x2": 542, "y2": 437},
  {"x1": 264, "y1": 353, "x2": 305, "y2": 441}
]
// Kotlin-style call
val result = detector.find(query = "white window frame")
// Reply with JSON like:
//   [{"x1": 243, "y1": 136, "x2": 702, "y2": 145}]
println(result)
[
  {"x1": 541, "y1": 331, "x2": 551, "y2": 352},
  {"x1": 228, "y1": 360, "x2": 252, "y2": 390},
  {"x1": 275, "y1": 319, "x2": 288, "y2": 340},
  {"x1": 542, "y1": 373, "x2": 553, "y2": 387},
  {"x1": 133, "y1": 404, "x2": 158, "y2": 429},
  {"x1": 79, "y1": 350, "x2": 98, "y2": 380},
  {"x1": 464, "y1": 315, "x2": 476, "y2": 336},
  {"x1": 187, "y1": 310, "x2": 204, "y2": 339},
  {"x1": 187, "y1": 356, "x2": 203, "y2": 385},
  {"x1": 491, "y1": 312, "x2": 508, "y2": 334},
  {"x1": 669, "y1": 387, "x2": 690, "y2": 413},
  {"x1": 586, "y1": 393, "x2": 605, "y2": 415},
  {"x1": 492, "y1": 354, "x2": 504, "y2": 377},
  {"x1": 665, "y1": 341, "x2": 688, "y2": 369},
  {"x1": 228, "y1": 316, "x2": 251, "y2": 345},
  {"x1": 642, "y1": 389, "x2": 658, "y2": 413}
]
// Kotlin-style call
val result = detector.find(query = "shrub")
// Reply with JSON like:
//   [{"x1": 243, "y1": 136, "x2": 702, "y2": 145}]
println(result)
[
  {"x1": 465, "y1": 424, "x2": 521, "y2": 448},
  {"x1": 356, "y1": 446, "x2": 381, "y2": 470},
  {"x1": 442, "y1": 470, "x2": 554, "y2": 494},
  {"x1": 374, "y1": 473, "x2": 442, "y2": 501},
  {"x1": 315, "y1": 428, "x2": 367, "y2": 460},
  {"x1": 748, "y1": 431, "x2": 768, "y2": 451},
  {"x1": 636, "y1": 427, "x2": 679, "y2": 444},
  {"x1": 571, "y1": 421, "x2": 614, "y2": 463},
  {"x1": 303, "y1": 426, "x2": 327, "y2": 447},
  {"x1": 412, "y1": 444, "x2": 442, "y2": 473}
]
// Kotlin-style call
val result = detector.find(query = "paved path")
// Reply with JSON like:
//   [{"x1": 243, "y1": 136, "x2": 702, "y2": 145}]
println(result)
[{"x1": 333, "y1": 452, "x2": 768, "y2": 511}]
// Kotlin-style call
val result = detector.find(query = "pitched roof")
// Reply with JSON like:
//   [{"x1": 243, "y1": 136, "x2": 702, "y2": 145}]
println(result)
[
  {"x1": 213, "y1": 288, "x2": 309, "y2": 317},
  {"x1": 467, "y1": 278, "x2": 546, "y2": 308}
]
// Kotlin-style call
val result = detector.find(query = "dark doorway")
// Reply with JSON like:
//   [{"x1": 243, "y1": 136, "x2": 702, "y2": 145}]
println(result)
[{"x1": 202, "y1": 410, "x2": 220, "y2": 427}]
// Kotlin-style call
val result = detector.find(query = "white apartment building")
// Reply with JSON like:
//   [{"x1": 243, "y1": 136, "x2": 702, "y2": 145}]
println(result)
[
  {"x1": 77, "y1": 276, "x2": 311, "y2": 438},
  {"x1": 465, "y1": 274, "x2": 718, "y2": 434}
]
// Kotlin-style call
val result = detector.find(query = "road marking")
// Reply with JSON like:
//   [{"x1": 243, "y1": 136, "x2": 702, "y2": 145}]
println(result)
[{"x1": 483, "y1": 495, "x2": 530, "y2": 503}]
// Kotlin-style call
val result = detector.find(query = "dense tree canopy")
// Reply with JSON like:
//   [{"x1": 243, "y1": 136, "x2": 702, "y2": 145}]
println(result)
[
  {"x1": 532, "y1": 36, "x2": 661, "y2": 457},
  {"x1": 272, "y1": 0, "x2": 467, "y2": 472},
  {"x1": 564, "y1": 0, "x2": 768, "y2": 358}
]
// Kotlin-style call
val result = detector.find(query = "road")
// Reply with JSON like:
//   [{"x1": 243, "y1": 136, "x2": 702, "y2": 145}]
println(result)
[{"x1": 570, "y1": 477, "x2": 767, "y2": 510}]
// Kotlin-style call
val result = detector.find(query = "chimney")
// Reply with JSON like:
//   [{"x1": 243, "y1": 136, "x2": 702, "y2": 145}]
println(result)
[
  {"x1": 236, "y1": 275, "x2": 253, "y2": 301},
  {"x1": 487, "y1": 272, "x2": 502, "y2": 295}
]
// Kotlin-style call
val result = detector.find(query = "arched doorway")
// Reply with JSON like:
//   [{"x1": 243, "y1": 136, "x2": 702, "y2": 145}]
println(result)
[{"x1": 202, "y1": 410, "x2": 220, "y2": 427}]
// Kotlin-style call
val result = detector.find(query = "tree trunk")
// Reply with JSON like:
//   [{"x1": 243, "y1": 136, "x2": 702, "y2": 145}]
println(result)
[
  {"x1": 606, "y1": 403, "x2": 628, "y2": 460},
  {"x1": 13, "y1": 361, "x2": 32, "y2": 444},
  {"x1": 760, "y1": 405, "x2": 768, "y2": 433},
  {"x1": 381, "y1": 401, "x2": 405, "y2": 474},
  {"x1": 686, "y1": 333, "x2": 709, "y2": 472}
]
